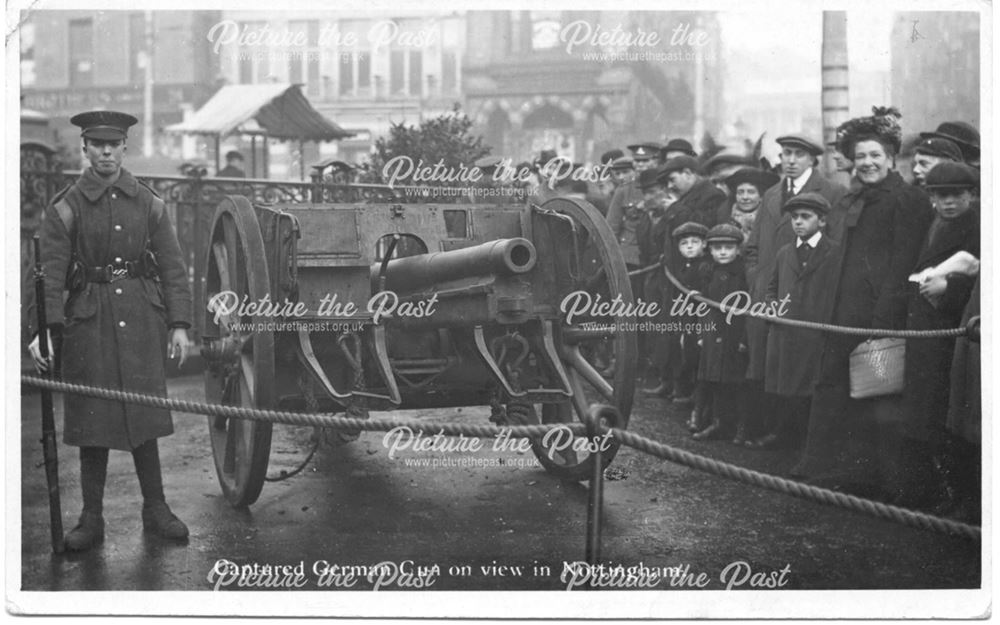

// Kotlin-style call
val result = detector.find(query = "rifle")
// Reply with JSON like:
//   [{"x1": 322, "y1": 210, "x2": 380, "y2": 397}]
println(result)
[{"x1": 33, "y1": 235, "x2": 64, "y2": 554}]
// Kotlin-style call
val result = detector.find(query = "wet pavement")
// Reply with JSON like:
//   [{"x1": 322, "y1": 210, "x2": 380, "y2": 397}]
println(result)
[{"x1": 18, "y1": 373, "x2": 981, "y2": 593}]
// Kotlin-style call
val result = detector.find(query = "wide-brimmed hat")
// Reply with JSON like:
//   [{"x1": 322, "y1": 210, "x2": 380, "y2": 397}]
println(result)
[
  {"x1": 725, "y1": 167, "x2": 780, "y2": 195},
  {"x1": 919, "y1": 121, "x2": 980, "y2": 160},
  {"x1": 660, "y1": 138, "x2": 697, "y2": 158},
  {"x1": 836, "y1": 106, "x2": 903, "y2": 157}
]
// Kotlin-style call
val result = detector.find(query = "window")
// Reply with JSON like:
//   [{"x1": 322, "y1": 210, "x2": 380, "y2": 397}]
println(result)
[
  {"x1": 238, "y1": 21, "x2": 269, "y2": 84},
  {"x1": 387, "y1": 19, "x2": 424, "y2": 96},
  {"x1": 288, "y1": 20, "x2": 320, "y2": 97},
  {"x1": 69, "y1": 19, "x2": 94, "y2": 87},
  {"x1": 338, "y1": 19, "x2": 370, "y2": 96}
]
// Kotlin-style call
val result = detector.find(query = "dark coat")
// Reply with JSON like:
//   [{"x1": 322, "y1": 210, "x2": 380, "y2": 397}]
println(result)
[
  {"x1": 901, "y1": 208, "x2": 979, "y2": 442},
  {"x1": 605, "y1": 181, "x2": 644, "y2": 266},
  {"x1": 697, "y1": 258, "x2": 748, "y2": 384},
  {"x1": 948, "y1": 276, "x2": 980, "y2": 444},
  {"x1": 744, "y1": 170, "x2": 845, "y2": 380},
  {"x1": 764, "y1": 234, "x2": 841, "y2": 396},
  {"x1": 37, "y1": 167, "x2": 192, "y2": 451},
  {"x1": 668, "y1": 255, "x2": 713, "y2": 330},
  {"x1": 826, "y1": 169, "x2": 935, "y2": 331}
]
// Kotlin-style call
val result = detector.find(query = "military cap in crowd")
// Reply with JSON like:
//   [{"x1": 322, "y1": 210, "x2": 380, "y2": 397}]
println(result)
[
  {"x1": 609, "y1": 156, "x2": 634, "y2": 171},
  {"x1": 919, "y1": 121, "x2": 980, "y2": 162},
  {"x1": 627, "y1": 142, "x2": 662, "y2": 161},
  {"x1": 923, "y1": 161, "x2": 979, "y2": 191},
  {"x1": 775, "y1": 133, "x2": 824, "y2": 156},
  {"x1": 659, "y1": 155, "x2": 701, "y2": 178},
  {"x1": 661, "y1": 138, "x2": 697, "y2": 158},
  {"x1": 672, "y1": 221, "x2": 709, "y2": 240},
  {"x1": 69, "y1": 110, "x2": 138, "y2": 141},
  {"x1": 600, "y1": 149, "x2": 625, "y2": 165},
  {"x1": 725, "y1": 167, "x2": 780, "y2": 196},
  {"x1": 913, "y1": 136, "x2": 964, "y2": 163},
  {"x1": 705, "y1": 222, "x2": 744, "y2": 245},
  {"x1": 781, "y1": 191, "x2": 832, "y2": 216},
  {"x1": 637, "y1": 167, "x2": 665, "y2": 190}
]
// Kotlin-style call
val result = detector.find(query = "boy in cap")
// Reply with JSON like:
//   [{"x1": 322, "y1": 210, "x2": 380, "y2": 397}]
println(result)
[
  {"x1": 897, "y1": 161, "x2": 980, "y2": 511},
  {"x1": 28, "y1": 110, "x2": 193, "y2": 550},
  {"x1": 911, "y1": 137, "x2": 964, "y2": 187},
  {"x1": 692, "y1": 223, "x2": 750, "y2": 442},
  {"x1": 666, "y1": 222, "x2": 713, "y2": 422},
  {"x1": 919, "y1": 121, "x2": 980, "y2": 168},
  {"x1": 751, "y1": 192, "x2": 839, "y2": 450}
]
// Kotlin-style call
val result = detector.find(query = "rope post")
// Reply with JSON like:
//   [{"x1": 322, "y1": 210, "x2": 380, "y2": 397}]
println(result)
[{"x1": 585, "y1": 404, "x2": 620, "y2": 566}]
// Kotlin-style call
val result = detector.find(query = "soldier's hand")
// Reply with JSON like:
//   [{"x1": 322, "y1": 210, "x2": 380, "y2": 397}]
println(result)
[
  {"x1": 28, "y1": 330, "x2": 54, "y2": 374},
  {"x1": 168, "y1": 328, "x2": 193, "y2": 367}
]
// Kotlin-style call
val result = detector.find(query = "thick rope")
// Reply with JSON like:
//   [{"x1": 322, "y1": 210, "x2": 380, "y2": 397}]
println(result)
[
  {"x1": 21, "y1": 376, "x2": 584, "y2": 439},
  {"x1": 629, "y1": 261, "x2": 971, "y2": 339},
  {"x1": 608, "y1": 427, "x2": 979, "y2": 541},
  {"x1": 23, "y1": 375, "x2": 979, "y2": 541}
]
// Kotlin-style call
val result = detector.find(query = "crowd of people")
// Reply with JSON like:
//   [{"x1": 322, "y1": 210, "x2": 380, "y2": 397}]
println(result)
[{"x1": 533, "y1": 109, "x2": 981, "y2": 523}]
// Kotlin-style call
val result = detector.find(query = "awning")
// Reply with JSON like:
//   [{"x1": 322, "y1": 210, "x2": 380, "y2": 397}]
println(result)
[{"x1": 165, "y1": 83, "x2": 353, "y2": 141}]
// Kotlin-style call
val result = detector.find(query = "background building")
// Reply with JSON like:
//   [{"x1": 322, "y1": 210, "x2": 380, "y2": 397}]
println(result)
[
  {"x1": 21, "y1": 10, "x2": 222, "y2": 172},
  {"x1": 463, "y1": 10, "x2": 724, "y2": 163}
]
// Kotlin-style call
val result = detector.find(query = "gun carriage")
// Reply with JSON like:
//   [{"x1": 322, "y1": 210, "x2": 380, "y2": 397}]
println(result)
[{"x1": 200, "y1": 192, "x2": 636, "y2": 506}]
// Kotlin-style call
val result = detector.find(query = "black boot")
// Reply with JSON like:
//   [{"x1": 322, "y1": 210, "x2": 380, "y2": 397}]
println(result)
[
  {"x1": 134, "y1": 440, "x2": 189, "y2": 541},
  {"x1": 65, "y1": 447, "x2": 108, "y2": 551}
]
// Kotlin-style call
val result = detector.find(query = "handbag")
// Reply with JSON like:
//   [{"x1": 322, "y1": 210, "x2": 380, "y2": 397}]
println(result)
[{"x1": 849, "y1": 338, "x2": 906, "y2": 399}]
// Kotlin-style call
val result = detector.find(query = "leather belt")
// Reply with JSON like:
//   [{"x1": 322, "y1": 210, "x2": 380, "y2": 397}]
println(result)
[{"x1": 85, "y1": 261, "x2": 143, "y2": 283}]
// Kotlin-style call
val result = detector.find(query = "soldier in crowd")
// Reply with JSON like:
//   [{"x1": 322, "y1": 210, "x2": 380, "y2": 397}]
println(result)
[
  {"x1": 910, "y1": 137, "x2": 964, "y2": 187},
  {"x1": 29, "y1": 110, "x2": 194, "y2": 551},
  {"x1": 605, "y1": 142, "x2": 661, "y2": 265}
]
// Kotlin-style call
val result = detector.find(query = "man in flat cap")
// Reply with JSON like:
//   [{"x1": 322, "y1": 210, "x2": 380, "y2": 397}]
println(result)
[
  {"x1": 217, "y1": 150, "x2": 246, "y2": 178},
  {"x1": 910, "y1": 136, "x2": 964, "y2": 187},
  {"x1": 743, "y1": 133, "x2": 845, "y2": 432},
  {"x1": 29, "y1": 110, "x2": 193, "y2": 551}
]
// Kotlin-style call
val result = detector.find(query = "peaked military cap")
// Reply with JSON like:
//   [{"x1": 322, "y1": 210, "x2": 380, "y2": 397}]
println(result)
[
  {"x1": 672, "y1": 221, "x2": 709, "y2": 240},
  {"x1": 782, "y1": 191, "x2": 832, "y2": 216},
  {"x1": 627, "y1": 142, "x2": 663, "y2": 161},
  {"x1": 705, "y1": 222, "x2": 744, "y2": 245},
  {"x1": 600, "y1": 149, "x2": 625, "y2": 165},
  {"x1": 70, "y1": 110, "x2": 138, "y2": 141}
]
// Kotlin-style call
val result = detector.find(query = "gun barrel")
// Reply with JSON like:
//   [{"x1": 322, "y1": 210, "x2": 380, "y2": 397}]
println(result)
[{"x1": 377, "y1": 238, "x2": 536, "y2": 294}]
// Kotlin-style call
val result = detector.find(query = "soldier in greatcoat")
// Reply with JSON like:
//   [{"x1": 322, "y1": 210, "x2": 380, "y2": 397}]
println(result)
[{"x1": 29, "y1": 110, "x2": 194, "y2": 551}]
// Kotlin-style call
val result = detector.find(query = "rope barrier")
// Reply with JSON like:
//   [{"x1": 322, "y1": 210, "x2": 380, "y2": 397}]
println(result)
[
  {"x1": 22, "y1": 375, "x2": 980, "y2": 541},
  {"x1": 629, "y1": 260, "x2": 973, "y2": 339}
]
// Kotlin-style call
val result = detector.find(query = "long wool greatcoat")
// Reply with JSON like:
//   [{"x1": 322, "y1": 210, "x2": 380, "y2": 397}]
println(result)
[
  {"x1": 763, "y1": 234, "x2": 841, "y2": 397},
  {"x1": 37, "y1": 167, "x2": 192, "y2": 451},
  {"x1": 744, "y1": 171, "x2": 846, "y2": 380},
  {"x1": 901, "y1": 208, "x2": 979, "y2": 443},
  {"x1": 697, "y1": 257, "x2": 749, "y2": 384}
]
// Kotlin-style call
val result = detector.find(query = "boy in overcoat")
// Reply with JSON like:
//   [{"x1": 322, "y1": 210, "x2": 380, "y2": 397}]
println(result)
[
  {"x1": 753, "y1": 193, "x2": 840, "y2": 449},
  {"x1": 693, "y1": 223, "x2": 749, "y2": 441}
]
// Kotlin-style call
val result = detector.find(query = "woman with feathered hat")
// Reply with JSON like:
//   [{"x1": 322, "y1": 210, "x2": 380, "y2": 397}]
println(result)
[{"x1": 792, "y1": 107, "x2": 935, "y2": 501}]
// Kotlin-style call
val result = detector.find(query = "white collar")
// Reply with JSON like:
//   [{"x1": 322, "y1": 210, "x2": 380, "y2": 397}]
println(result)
[
  {"x1": 796, "y1": 230, "x2": 823, "y2": 248},
  {"x1": 789, "y1": 168, "x2": 813, "y2": 193}
]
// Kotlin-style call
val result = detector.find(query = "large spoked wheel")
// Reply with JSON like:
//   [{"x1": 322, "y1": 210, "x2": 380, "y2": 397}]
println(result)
[
  {"x1": 526, "y1": 197, "x2": 637, "y2": 481},
  {"x1": 202, "y1": 195, "x2": 274, "y2": 507}
]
